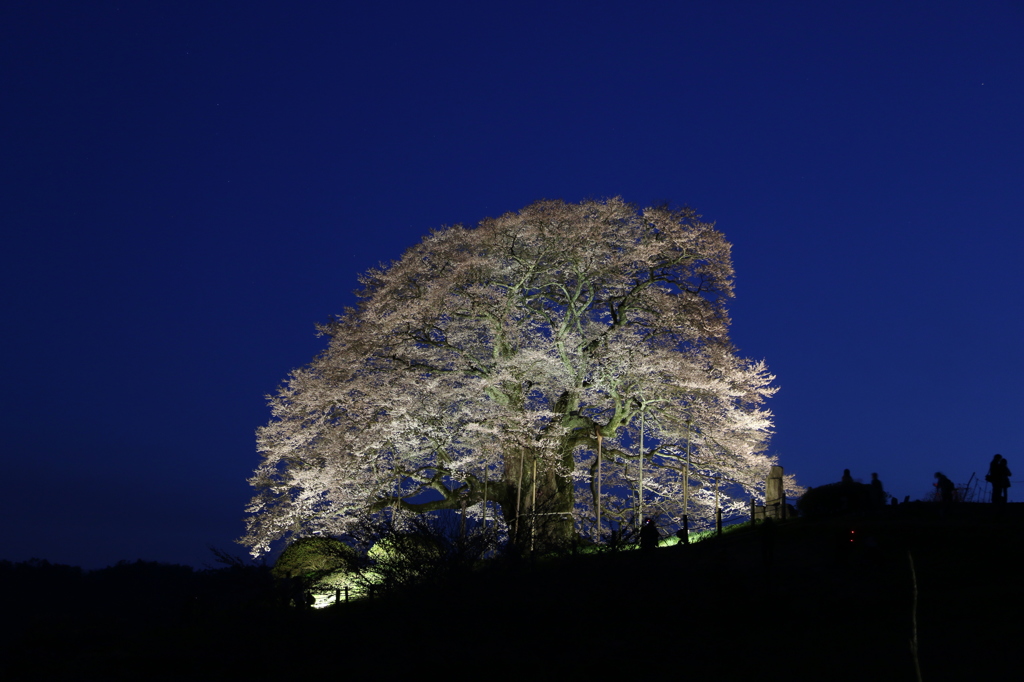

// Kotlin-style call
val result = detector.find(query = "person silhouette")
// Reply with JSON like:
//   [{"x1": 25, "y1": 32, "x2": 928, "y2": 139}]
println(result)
[
  {"x1": 839, "y1": 469, "x2": 855, "y2": 511},
  {"x1": 640, "y1": 518, "x2": 660, "y2": 552},
  {"x1": 870, "y1": 473, "x2": 885, "y2": 509},
  {"x1": 934, "y1": 472, "x2": 955, "y2": 504},
  {"x1": 988, "y1": 455, "x2": 1005, "y2": 504},
  {"x1": 996, "y1": 455, "x2": 1011, "y2": 503}
]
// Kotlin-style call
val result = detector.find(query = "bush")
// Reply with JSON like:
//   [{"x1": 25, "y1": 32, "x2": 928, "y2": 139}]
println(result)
[
  {"x1": 797, "y1": 482, "x2": 873, "y2": 518},
  {"x1": 272, "y1": 537, "x2": 359, "y2": 605},
  {"x1": 272, "y1": 537, "x2": 356, "y2": 580}
]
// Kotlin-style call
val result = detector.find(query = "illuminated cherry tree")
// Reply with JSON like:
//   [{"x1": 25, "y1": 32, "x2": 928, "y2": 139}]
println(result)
[{"x1": 243, "y1": 198, "x2": 791, "y2": 556}]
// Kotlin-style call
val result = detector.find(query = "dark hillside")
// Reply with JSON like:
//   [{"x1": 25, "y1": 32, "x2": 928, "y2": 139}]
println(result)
[{"x1": 2, "y1": 503, "x2": 1021, "y2": 680}]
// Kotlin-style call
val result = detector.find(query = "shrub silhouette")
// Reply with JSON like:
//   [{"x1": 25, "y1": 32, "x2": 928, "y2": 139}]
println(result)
[{"x1": 797, "y1": 481, "x2": 873, "y2": 518}]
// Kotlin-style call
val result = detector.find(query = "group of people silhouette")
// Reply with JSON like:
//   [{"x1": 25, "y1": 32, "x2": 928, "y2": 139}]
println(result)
[
  {"x1": 841, "y1": 455, "x2": 1013, "y2": 506},
  {"x1": 840, "y1": 469, "x2": 889, "y2": 509},
  {"x1": 931, "y1": 454, "x2": 1011, "y2": 504}
]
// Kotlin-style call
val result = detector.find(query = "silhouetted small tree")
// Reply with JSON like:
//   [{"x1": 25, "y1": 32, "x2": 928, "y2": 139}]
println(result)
[{"x1": 346, "y1": 512, "x2": 502, "y2": 598}]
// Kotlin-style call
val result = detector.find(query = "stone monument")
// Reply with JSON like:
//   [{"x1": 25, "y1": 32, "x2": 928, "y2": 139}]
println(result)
[{"x1": 765, "y1": 465, "x2": 786, "y2": 519}]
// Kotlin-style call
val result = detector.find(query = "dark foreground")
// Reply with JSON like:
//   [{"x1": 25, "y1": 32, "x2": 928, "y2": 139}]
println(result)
[{"x1": 3, "y1": 503, "x2": 1022, "y2": 680}]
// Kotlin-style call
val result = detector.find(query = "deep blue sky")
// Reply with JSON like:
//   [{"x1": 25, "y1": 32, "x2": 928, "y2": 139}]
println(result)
[{"x1": 3, "y1": 1, "x2": 1022, "y2": 569}]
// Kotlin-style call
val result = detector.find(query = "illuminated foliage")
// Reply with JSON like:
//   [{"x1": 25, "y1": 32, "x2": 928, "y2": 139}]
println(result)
[
  {"x1": 271, "y1": 536, "x2": 356, "y2": 580},
  {"x1": 243, "y1": 198, "x2": 791, "y2": 556}
]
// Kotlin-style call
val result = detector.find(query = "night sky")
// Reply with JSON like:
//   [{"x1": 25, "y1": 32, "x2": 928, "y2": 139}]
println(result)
[{"x1": 3, "y1": 1, "x2": 1022, "y2": 569}]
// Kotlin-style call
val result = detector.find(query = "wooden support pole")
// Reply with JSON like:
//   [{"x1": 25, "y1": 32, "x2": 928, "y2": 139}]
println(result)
[
  {"x1": 595, "y1": 423, "x2": 603, "y2": 543},
  {"x1": 531, "y1": 458, "x2": 538, "y2": 553}
]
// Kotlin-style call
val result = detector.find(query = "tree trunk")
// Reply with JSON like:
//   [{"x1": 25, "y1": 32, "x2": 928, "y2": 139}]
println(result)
[{"x1": 496, "y1": 450, "x2": 575, "y2": 550}]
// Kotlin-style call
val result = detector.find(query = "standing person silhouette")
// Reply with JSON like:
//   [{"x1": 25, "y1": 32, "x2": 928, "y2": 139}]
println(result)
[
  {"x1": 987, "y1": 455, "x2": 1005, "y2": 504},
  {"x1": 870, "y1": 473, "x2": 885, "y2": 509},
  {"x1": 640, "y1": 518, "x2": 660, "y2": 552},
  {"x1": 996, "y1": 455, "x2": 1012, "y2": 503}
]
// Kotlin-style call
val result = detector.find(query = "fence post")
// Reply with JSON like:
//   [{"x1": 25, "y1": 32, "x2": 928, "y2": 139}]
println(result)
[{"x1": 716, "y1": 507, "x2": 722, "y2": 535}]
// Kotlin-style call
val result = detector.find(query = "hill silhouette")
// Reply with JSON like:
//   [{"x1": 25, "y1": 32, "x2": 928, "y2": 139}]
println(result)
[{"x1": 2, "y1": 503, "x2": 1022, "y2": 680}]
